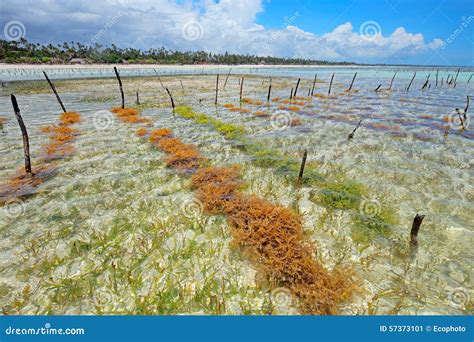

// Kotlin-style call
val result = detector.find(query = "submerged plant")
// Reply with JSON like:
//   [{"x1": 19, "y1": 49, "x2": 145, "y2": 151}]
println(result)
[
  {"x1": 149, "y1": 128, "x2": 172, "y2": 143},
  {"x1": 351, "y1": 207, "x2": 398, "y2": 244},
  {"x1": 136, "y1": 127, "x2": 148, "y2": 137},
  {"x1": 59, "y1": 112, "x2": 81, "y2": 125},
  {"x1": 316, "y1": 180, "x2": 365, "y2": 210}
]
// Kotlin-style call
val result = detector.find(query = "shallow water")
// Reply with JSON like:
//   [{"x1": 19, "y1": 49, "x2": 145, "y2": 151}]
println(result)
[{"x1": 0, "y1": 66, "x2": 472, "y2": 315}]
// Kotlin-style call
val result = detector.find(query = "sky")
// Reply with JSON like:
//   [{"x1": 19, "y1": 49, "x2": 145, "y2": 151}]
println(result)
[{"x1": 0, "y1": 0, "x2": 473, "y2": 66}]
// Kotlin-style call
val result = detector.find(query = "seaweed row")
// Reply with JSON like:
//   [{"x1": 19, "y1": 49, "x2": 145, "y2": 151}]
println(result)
[
  {"x1": 0, "y1": 111, "x2": 82, "y2": 202},
  {"x1": 110, "y1": 105, "x2": 356, "y2": 314},
  {"x1": 40, "y1": 112, "x2": 81, "y2": 160}
]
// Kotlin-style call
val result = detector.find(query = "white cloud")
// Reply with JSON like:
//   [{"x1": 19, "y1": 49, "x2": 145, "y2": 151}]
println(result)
[{"x1": 0, "y1": 0, "x2": 442, "y2": 62}]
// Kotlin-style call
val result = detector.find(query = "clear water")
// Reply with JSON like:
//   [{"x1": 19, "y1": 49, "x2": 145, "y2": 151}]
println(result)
[{"x1": 0, "y1": 66, "x2": 472, "y2": 315}]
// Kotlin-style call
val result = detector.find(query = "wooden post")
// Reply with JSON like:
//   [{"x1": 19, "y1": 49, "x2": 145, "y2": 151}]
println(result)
[
  {"x1": 42, "y1": 71, "x2": 66, "y2": 113},
  {"x1": 311, "y1": 74, "x2": 317, "y2": 96},
  {"x1": 406, "y1": 71, "x2": 416, "y2": 92},
  {"x1": 297, "y1": 149, "x2": 307, "y2": 186},
  {"x1": 348, "y1": 72, "x2": 357, "y2": 91},
  {"x1": 468, "y1": 74, "x2": 473, "y2": 84},
  {"x1": 294, "y1": 78, "x2": 301, "y2": 97},
  {"x1": 453, "y1": 68, "x2": 460, "y2": 88},
  {"x1": 410, "y1": 214, "x2": 425, "y2": 246},
  {"x1": 348, "y1": 120, "x2": 362, "y2": 139},
  {"x1": 290, "y1": 87, "x2": 293, "y2": 100},
  {"x1": 113, "y1": 66, "x2": 125, "y2": 109},
  {"x1": 421, "y1": 74, "x2": 430, "y2": 90},
  {"x1": 328, "y1": 73, "x2": 334, "y2": 96},
  {"x1": 215, "y1": 74, "x2": 219, "y2": 105},
  {"x1": 223, "y1": 67, "x2": 232, "y2": 88},
  {"x1": 11, "y1": 94, "x2": 31, "y2": 175},
  {"x1": 267, "y1": 84, "x2": 272, "y2": 102},
  {"x1": 374, "y1": 84, "x2": 382, "y2": 92},
  {"x1": 153, "y1": 69, "x2": 165, "y2": 90},
  {"x1": 136, "y1": 91, "x2": 140, "y2": 105},
  {"x1": 165, "y1": 87, "x2": 175, "y2": 110},
  {"x1": 388, "y1": 71, "x2": 397, "y2": 91},
  {"x1": 435, "y1": 69, "x2": 439, "y2": 87},
  {"x1": 239, "y1": 76, "x2": 244, "y2": 102}
]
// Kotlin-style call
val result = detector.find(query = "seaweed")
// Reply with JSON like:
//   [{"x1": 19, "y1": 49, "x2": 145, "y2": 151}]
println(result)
[
  {"x1": 136, "y1": 128, "x2": 148, "y2": 137},
  {"x1": 316, "y1": 180, "x2": 365, "y2": 210},
  {"x1": 189, "y1": 165, "x2": 356, "y2": 314},
  {"x1": 59, "y1": 112, "x2": 81, "y2": 125},
  {"x1": 351, "y1": 208, "x2": 398, "y2": 244}
]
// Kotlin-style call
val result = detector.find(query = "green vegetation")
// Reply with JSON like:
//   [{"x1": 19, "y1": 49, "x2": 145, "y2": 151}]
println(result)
[
  {"x1": 316, "y1": 179, "x2": 365, "y2": 210},
  {"x1": 175, "y1": 106, "x2": 246, "y2": 139},
  {"x1": 1, "y1": 38, "x2": 355, "y2": 65},
  {"x1": 351, "y1": 208, "x2": 398, "y2": 245}
]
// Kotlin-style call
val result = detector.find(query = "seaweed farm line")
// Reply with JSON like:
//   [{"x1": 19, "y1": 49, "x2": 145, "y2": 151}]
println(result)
[{"x1": 0, "y1": 67, "x2": 473, "y2": 315}]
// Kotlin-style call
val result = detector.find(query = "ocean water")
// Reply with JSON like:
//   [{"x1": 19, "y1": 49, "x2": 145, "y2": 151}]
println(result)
[{"x1": 0, "y1": 66, "x2": 472, "y2": 315}]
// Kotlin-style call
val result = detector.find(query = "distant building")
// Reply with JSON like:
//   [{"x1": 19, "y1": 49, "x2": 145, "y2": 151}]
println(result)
[{"x1": 69, "y1": 58, "x2": 86, "y2": 64}]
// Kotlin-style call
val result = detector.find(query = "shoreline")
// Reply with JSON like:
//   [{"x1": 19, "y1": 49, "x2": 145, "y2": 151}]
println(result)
[{"x1": 0, "y1": 63, "x2": 470, "y2": 70}]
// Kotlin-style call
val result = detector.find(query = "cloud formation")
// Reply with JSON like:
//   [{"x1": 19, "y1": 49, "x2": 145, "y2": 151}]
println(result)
[{"x1": 0, "y1": 0, "x2": 443, "y2": 62}]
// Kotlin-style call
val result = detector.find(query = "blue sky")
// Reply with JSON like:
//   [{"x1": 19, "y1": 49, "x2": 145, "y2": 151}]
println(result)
[
  {"x1": 257, "y1": 0, "x2": 473, "y2": 65},
  {"x1": 1, "y1": 0, "x2": 473, "y2": 65}
]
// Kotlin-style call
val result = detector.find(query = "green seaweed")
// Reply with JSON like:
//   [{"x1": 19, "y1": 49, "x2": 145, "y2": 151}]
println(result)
[
  {"x1": 316, "y1": 179, "x2": 365, "y2": 210},
  {"x1": 351, "y1": 208, "x2": 398, "y2": 244}
]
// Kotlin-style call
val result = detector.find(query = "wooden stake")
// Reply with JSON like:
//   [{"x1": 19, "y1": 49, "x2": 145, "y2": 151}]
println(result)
[
  {"x1": 453, "y1": 68, "x2": 460, "y2": 88},
  {"x1": 113, "y1": 66, "x2": 125, "y2": 109},
  {"x1": 153, "y1": 69, "x2": 165, "y2": 90},
  {"x1": 468, "y1": 74, "x2": 473, "y2": 84},
  {"x1": 421, "y1": 74, "x2": 430, "y2": 90},
  {"x1": 294, "y1": 78, "x2": 301, "y2": 97},
  {"x1": 406, "y1": 71, "x2": 416, "y2": 92},
  {"x1": 11, "y1": 94, "x2": 31, "y2": 175},
  {"x1": 215, "y1": 74, "x2": 219, "y2": 105},
  {"x1": 223, "y1": 67, "x2": 232, "y2": 88},
  {"x1": 239, "y1": 76, "x2": 244, "y2": 102},
  {"x1": 348, "y1": 120, "x2": 362, "y2": 139},
  {"x1": 290, "y1": 87, "x2": 293, "y2": 100},
  {"x1": 328, "y1": 73, "x2": 335, "y2": 96},
  {"x1": 165, "y1": 87, "x2": 175, "y2": 110},
  {"x1": 410, "y1": 214, "x2": 425, "y2": 246},
  {"x1": 42, "y1": 71, "x2": 66, "y2": 113},
  {"x1": 297, "y1": 149, "x2": 308, "y2": 186},
  {"x1": 388, "y1": 71, "x2": 397, "y2": 91},
  {"x1": 311, "y1": 74, "x2": 317, "y2": 96},
  {"x1": 374, "y1": 84, "x2": 382, "y2": 92},
  {"x1": 267, "y1": 84, "x2": 272, "y2": 102},
  {"x1": 435, "y1": 69, "x2": 439, "y2": 87},
  {"x1": 136, "y1": 91, "x2": 140, "y2": 105},
  {"x1": 348, "y1": 72, "x2": 357, "y2": 91}
]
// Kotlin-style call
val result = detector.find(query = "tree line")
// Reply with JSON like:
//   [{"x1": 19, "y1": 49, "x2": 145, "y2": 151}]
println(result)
[{"x1": 0, "y1": 38, "x2": 354, "y2": 65}]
